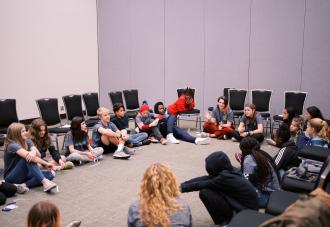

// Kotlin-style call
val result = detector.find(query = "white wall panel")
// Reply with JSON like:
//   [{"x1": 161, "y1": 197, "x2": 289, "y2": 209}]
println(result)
[
  {"x1": 249, "y1": 0, "x2": 305, "y2": 115},
  {"x1": 164, "y1": 0, "x2": 204, "y2": 110},
  {"x1": 204, "y1": 0, "x2": 250, "y2": 110},
  {"x1": 301, "y1": 0, "x2": 330, "y2": 118},
  {"x1": 97, "y1": 0, "x2": 131, "y2": 109},
  {"x1": 130, "y1": 0, "x2": 164, "y2": 107}
]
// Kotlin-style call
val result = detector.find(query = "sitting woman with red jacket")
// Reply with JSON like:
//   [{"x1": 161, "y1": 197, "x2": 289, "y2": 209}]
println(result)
[{"x1": 166, "y1": 87, "x2": 195, "y2": 144}]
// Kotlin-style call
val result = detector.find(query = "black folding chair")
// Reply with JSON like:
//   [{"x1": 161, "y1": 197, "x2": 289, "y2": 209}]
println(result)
[
  {"x1": 108, "y1": 91, "x2": 124, "y2": 108},
  {"x1": 36, "y1": 98, "x2": 70, "y2": 150},
  {"x1": 0, "y1": 99, "x2": 19, "y2": 134},
  {"x1": 272, "y1": 91, "x2": 307, "y2": 133},
  {"x1": 123, "y1": 89, "x2": 140, "y2": 119},
  {"x1": 62, "y1": 95, "x2": 98, "y2": 127},
  {"x1": 228, "y1": 89, "x2": 247, "y2": 126},
  {"x1": 266, "y1": 156, "x2": 330, "y2": 216},
  {"x1": 251, "y1": 89, "x2": 272, "y2": 135},
  {"x1": 176, "y1": 88, "x2": 201, "y2": 130},
  {"x1": 228, "y1": 209, "x2": 273, "y2": 227},
  {"x1": 82, "y1": 92, "x2": 100, "y2": 121},
  {"x1": 208, "y1": 87, "x2": 234, "y2": 112}
]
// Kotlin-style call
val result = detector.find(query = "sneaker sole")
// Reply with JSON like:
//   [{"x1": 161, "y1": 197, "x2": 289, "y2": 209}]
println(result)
[{"x1": 44, "y1": 184, "x2": 57, "y2": 192}]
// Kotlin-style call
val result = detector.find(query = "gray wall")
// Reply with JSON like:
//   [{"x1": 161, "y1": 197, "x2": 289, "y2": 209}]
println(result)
[{"x1": 97, "y1": 0, "x2": 330, "y2": 118}]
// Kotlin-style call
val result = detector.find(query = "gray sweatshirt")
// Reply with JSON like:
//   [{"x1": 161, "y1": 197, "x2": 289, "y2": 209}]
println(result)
[{"x1": 127, "y1": 197, "x2": 192, "y2": 227}]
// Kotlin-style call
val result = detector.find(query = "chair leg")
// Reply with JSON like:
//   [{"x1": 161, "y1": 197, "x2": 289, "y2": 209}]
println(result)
[{"x1": 55, "y1": 135, "x2": 59, "y2": 151}]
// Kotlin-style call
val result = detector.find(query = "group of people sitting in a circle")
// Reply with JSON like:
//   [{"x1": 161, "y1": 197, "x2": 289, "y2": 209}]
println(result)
[{"x1": 1, "y1": 87, "x2": 329, "y2": 226}]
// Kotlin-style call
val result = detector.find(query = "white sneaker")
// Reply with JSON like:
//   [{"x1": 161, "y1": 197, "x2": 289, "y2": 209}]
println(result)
[
  {"x1": 114, "y1": 144, "x2": 124, "y2": 153},
  {"x1": 113, "y1": 150, "x2": 131, "y2": 159},
  {"x1": 223, "y1": 134, "x2": 228, "y2": 140},
  {"x1": 43, "y1": 181, "x2": 57, "y2": 192},
  {"x1": 195, "y1": 137, "x2": 211, "y2": 145},
  {"x1": 166, "y1": 133, "x2": 180, "y2": 144},
  {"x1": 123, "y1": 146, "x2": 135, "y2": 155},
  {"x1": 15, "y1": 183, "x2": 29, "y2": 194},
  {"x1": 196, "y1": 132, "x2": 209, "y2": 138},
  {"x1": 231, "y1": 137, "x2": 238, "y2": 142}
]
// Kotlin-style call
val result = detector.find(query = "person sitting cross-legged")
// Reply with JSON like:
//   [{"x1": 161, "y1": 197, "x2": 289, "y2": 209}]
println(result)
[{"x1": 92, "y1": 107, "x2": 132, "y2": 159}]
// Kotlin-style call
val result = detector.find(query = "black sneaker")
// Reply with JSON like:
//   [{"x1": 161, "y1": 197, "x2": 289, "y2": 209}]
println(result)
[{"x1": 142, "y1": 139, "x2": 151, "y2": 145}]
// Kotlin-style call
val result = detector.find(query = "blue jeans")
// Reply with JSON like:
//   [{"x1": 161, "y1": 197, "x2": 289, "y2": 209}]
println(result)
[
  {"x1": 128, "y1": 132, "x2": 148, "y2": 145},
  {"x1": 256, "y1": 189, "x2": 271, "y2": 208},
  {"x1": 174, "y1": 126, "x2": 196, "y2": 143},
  {"x1": 5, "y1": 159, "x2": 54, "y2": 188},
  {"x1": 167, "y1": 114, "x2": 196, "y2": 143},
  {"x1": 167, "y1": 115, "x2": 177, "y2": 134}
]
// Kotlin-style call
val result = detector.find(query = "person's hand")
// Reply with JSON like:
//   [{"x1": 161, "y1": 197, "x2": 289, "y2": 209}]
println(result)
[
  {"x1": 149, "y1": 118, "x2": 159, "y2": 127},
  {"x1": 235, "y1": 152, "x2": 242, "y2": 163},
  {"x1": 240, "y1": 132, "x2": 248, "y2": 137},
  {"x1": 185, "y1": 97, "x2": 192, "y2": 107},
  {"x1": 58, "y1": 159, "x2": 65, "y2": 169},
  {"x1": 122, "y1": 134, "x2": 129, "y2": 141},
  {"x1": 25, "y1": 152, "x2": 35, "y2": 162},
  {"x1": 44, "y1": 162, "x2": 54, "y2": 170},
  {"x1": 204, "y1": 112, "x2": 211, "y2": 120},
  {"x1": 86, "y1": 152, "x2": 96, "y2": 161},
  {"x1": 218, "y1": 124, "x2": 223, "y2": 130}
]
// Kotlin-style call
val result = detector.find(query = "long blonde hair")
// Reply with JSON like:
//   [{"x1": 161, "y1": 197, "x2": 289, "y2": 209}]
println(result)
[
  {"x1": 139, "y1": 163, "x2": 181, "y2": 227},
  {"x1": 4, "y1": 122, "x2": 28, "y2": 151}
]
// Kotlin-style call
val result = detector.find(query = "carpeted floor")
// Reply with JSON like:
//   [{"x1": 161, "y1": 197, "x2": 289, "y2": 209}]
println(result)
[{"x1": 0, "y1": 121, "x2": 277, "y2": 227}]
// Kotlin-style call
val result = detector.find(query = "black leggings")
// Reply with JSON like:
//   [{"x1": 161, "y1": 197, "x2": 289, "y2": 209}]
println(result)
[
  {"x1": 232, "y1": 131, "x2": 264, "y2": 143},
  {"x1": 199, "y1": 189, "x2": 234, "y2": 225}
]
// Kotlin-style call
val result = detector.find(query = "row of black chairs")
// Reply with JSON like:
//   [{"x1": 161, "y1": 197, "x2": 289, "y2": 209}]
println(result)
[
  {"x1": 0, "y1": 94, "x2": 101, "y2": 149},
  {"x1": 208, "y1": 88, "x2": 308, "y2": 135}
]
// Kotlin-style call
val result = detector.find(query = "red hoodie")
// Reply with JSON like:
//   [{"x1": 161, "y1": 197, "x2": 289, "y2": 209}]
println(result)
[{"x1": 167, "y1": 95, "x2": 195, "y2": 115}]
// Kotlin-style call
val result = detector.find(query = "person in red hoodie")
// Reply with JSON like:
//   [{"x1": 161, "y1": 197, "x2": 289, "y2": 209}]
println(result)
[{"x1": 166, "y1": 88, "x2": 196, "y2": 144}]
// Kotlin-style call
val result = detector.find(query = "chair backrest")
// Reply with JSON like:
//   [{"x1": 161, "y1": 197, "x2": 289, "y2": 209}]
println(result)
[
  {"x1": 36, "y1": 98, "x2": 62, "y2": 126},
  {"x1": 62, "y1": 95, "x2": 84, "y2": 121},
  {"x1": 0, "y1": 99, "x2": 19, "y2": 128},
  {"x1": 284, "y1": 91, "x2": 307, "y2": 115},
  {"x1": 109, "y1": 91, "x2": 124, "y2": 108},
  {"x1": 228, "y1": 89, "x2": 247, "y2": 111},
  {"x1": 223, "y1": 87, "x2": 233, "y2": 99},
  {"x1": 123, "y1": 89, "x2": 140, "y2": 110},
  {"x1": 177, "y1": 88, "x2": 196, "y2": 100},
  {"x1": 82, "y1": 92, "x2": 99, "y2": 118},
  {"x1": 251, "y1": 89, "x2": 272, "y2": 112},
  {"x1": 317, "y1": 156, "x2": 330, "y2": 189}
]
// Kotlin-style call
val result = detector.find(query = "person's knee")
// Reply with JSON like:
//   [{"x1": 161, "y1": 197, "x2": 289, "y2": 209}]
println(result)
[{"x1": 199, "y1": 189, "x2": 210, "y2": 202}]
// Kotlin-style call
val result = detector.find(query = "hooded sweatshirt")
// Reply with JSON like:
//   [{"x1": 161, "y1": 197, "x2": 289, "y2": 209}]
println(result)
[{"x1": 180, "y1": 151, "x2": 258, "y2": 211}]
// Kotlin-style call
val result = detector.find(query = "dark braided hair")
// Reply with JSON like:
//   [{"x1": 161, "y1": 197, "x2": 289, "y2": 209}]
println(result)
[{"x1": 239, "y1": 137, "x2": 279, "y2": 190}]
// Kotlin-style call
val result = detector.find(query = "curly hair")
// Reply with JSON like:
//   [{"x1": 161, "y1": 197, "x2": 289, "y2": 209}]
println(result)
[
  {"x1": 29, "y1": 118, "x2": 50, "y2": 151},
  {"x1": 139, "y1": 163, "x2": 181, "y2": 227}
]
